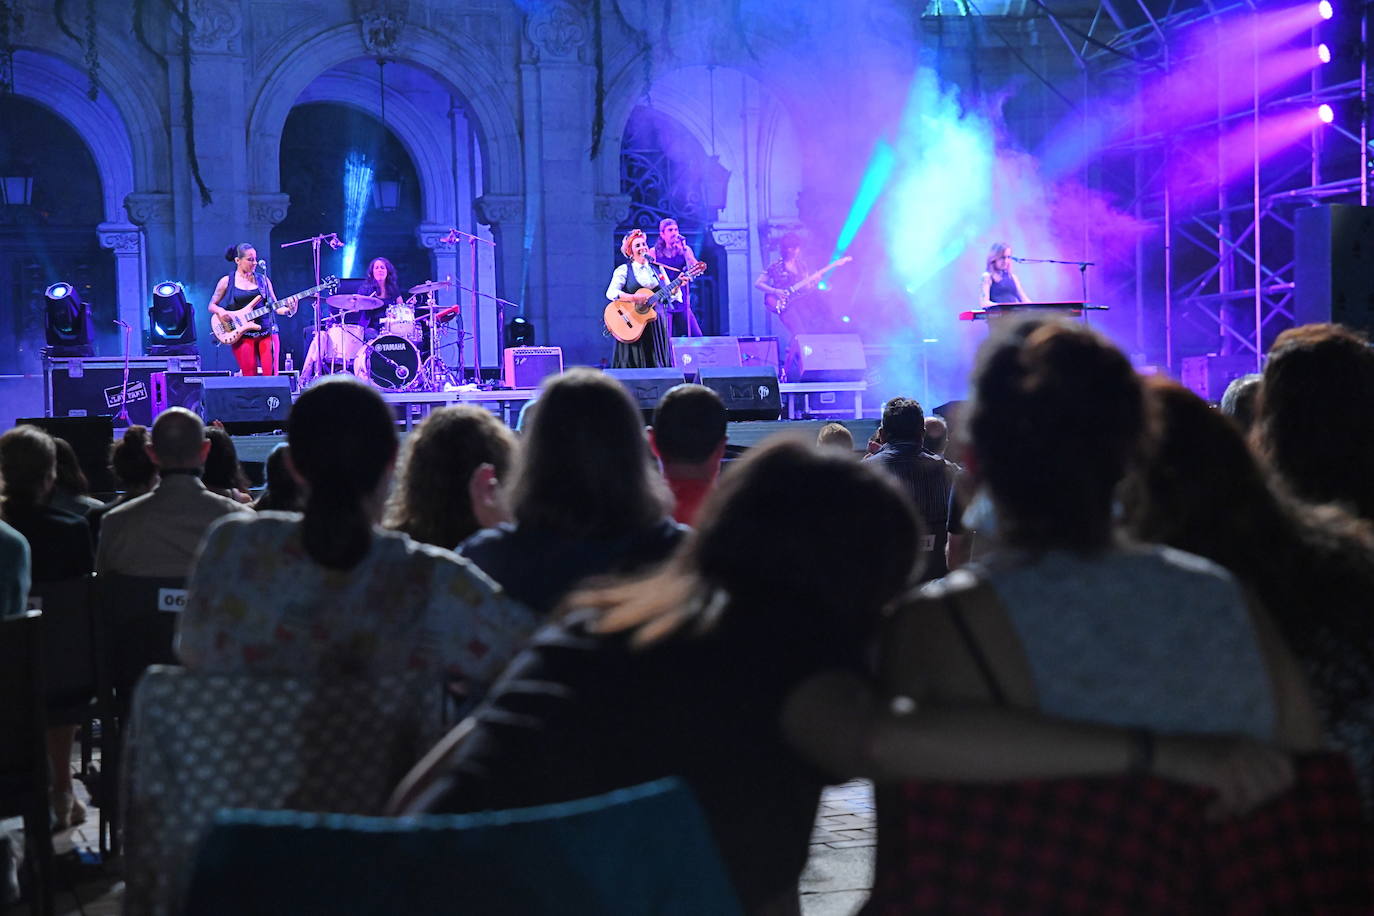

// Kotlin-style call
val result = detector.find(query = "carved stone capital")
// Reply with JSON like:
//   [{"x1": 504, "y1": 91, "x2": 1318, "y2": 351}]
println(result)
[
  {"x1": 712, "y1": 227, "x2": 750, "y2": 252},
  {"x1": 525, "y1": 3, "x2": 589, "y2": 63},
  {"x1": 417, "y1": 223, "x2": 455, "y2": 250},
  {"x1": 594, "y1": 193, "x2": 633, "y2": 226},
  {"x1": 248, "y1": 193, "x2": 291, "y2": 229},
  {"x1": 188, "y1": 0, "x2": 244, "y2": 52},
  {"x1": 125, "y1": 192, "x2": 173, "y2": 227},
  {"x1": 475, "y1": 194, "x2": 524, "y2": 228},
  {"x1": 98, "y1": 223, "x2": 142, "y2": 254}
]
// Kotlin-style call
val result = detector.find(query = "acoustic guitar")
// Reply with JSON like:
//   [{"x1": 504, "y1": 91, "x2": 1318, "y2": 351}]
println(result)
[
  {"x1": 212, "y1": 277, "x2": 339, "y2": 346},
  {"x1": 603, "y1": 261, "x2": 707, "y2": 343},
  {"x1": 764, "y1": 256, "x2": 853, "y2": 315}
]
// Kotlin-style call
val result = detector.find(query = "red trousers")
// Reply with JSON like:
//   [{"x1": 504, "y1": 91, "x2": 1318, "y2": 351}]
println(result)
[{"x1": 231, "y1": 334, "x2": 278, "y2": 376}]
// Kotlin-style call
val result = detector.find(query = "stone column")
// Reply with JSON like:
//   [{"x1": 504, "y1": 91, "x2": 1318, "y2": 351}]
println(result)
[
  {"x1": 711, "y1": 225, "x2": 755, "y2": 338},
  {"x1": 246, "y1": 193, "x2": 291, "y2": 252},
  {"x1": 475, "y1": 193, "x2": 526, "y2": 362},
  {"x1": 126, "y1": 191, "x2": 176, "y2": 290},
  {"x1": 97, "y1": 223, "x2": 148, "y2": 354}
]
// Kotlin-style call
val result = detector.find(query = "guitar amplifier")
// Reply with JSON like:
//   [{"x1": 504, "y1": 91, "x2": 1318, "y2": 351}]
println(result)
[
  {"x1": 503, "y1": 347, "x2": 563, "y2": 389},
  {"x1": 671, "y1": 336, "x2": 742, "y2": 371},
  {"x1": 784, "y1": 334, "x2": 867, "y2": 382}
]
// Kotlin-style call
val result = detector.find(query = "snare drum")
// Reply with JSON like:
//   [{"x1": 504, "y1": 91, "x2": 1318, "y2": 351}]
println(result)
[
  {"x1": 355, "y1": 334, "x2": 422, "y2": 390},
  {"x1": 382, "y1": 303, "x2": 422, "y2": 342}
]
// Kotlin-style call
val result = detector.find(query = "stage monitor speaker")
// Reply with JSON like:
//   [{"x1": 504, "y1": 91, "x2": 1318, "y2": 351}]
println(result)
[
  {"x1": 672, "y1": 336, "x2": 742, "y2": 371},
  {"x1": 695, "y1": 366, "x2": 782, "y2": 421},
  {"x1": 201, "y1": 376, "x2": 293, "y2": 428},
  {"x1": 1180, "y1": 354, "x2": 1256, "y2": 403},
  {"x1": 605, "y1": 368, "x2": 687, "y2": 414},
  {"x1": 17, "y1": 416, "x2": 115, "y2": 493},
  {"x1": 1295, "y1": 204, "x2": 1374, "y2": 335},
  {"x1": 503, "y1": 346, "x2": 563, "y2": 389},
  {"x1": 737, "y1": 336, "x2": 780, "y2": 372},
  {"x1": 784, "y1": 334, "x2": 867, "y2": 382},
  {"x1": 150, "y1": 370, "x2": 233, "y2": 419}
]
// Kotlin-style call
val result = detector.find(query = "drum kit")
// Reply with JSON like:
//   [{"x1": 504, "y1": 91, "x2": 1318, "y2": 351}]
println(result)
[{"x1": 299, "y1": 278, "x2": 462, "y2": 391}]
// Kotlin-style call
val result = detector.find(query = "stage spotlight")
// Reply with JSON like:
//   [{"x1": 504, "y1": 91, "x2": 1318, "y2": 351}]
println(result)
[
  {"x1": 1318, "y1": 43, "x2": 1332, "y2": 63},
  {"x1": 1318, "y1": 0, "x2": 1333, "y2": 19},
  {"x1": 1318, "y1": 103, "x2": 1335, "y2": 123},
  {"x1": 505, "y1": 316, "x2": 535, "y2": 347},
  {"x1": 44, "y1": 281, "x2": 94, "y2": 356},
  {"x1": 148, "y1": 281, "x2": 198, "y2": 354}
]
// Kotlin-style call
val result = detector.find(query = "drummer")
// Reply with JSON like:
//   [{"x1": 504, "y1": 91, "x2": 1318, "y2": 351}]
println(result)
[{"x1": 349, "y1": 256, "x2": 403, "y2": 335}]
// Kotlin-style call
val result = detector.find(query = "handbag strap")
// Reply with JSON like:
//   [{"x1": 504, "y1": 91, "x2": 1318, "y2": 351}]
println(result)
[{"x1": 943, "y1": 587, "x2": 1009, "y2": 706}]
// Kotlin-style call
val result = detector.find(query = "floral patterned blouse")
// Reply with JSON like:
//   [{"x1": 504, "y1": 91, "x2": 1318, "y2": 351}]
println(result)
[{"x1": 176, "y1": 512, "x2": 537, "y2": 682}]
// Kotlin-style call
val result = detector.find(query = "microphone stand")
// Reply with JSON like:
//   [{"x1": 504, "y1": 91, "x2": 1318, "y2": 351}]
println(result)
[
  {"x1": 280, "y1": 231, "x2": 341, "y2": 382},
  {"x1": 441, "y1": 227, "x2": 495, "y2": 387},
  {"x1": 115, "y1": 319, "x2": 132, "y2": 424},
  {"x1": 1014, "y1": 256, "x2": 1096, "y2": 305}
]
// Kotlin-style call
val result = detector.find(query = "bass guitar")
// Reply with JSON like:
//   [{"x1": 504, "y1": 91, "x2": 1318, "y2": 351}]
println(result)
[
  {"x1": 764, "y1": 256, "x2": 853, "y2": 315},
  {"x1": 212, "y1": 277, "x2": 339, "y2": 346},
  {"x1": 603, "y1": 261, "x2": 707, "y2": 343}
]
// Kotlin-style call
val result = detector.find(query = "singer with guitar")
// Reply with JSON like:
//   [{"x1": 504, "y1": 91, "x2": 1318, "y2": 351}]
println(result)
[
  {"x1": 606, "y1": 229, "x2": 680, "y2": 369},
  {"x1": 979, "y1": 241, "x2": 1030, "y2": 307},
  {"x1": 207, "y1": 243, "x2": 298, "y2": 376}
]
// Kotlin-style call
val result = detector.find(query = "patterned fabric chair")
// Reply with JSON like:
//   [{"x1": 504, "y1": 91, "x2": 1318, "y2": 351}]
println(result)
[
  {"x1": 864, "y1": 753, "x2": 1372, "y2": 914},
  {"x1": 120, "y1": 666, "x2": 447, "y2": 916},
  {"x1": 181, "y1": 777, "x2": 744, "y2": 916}
]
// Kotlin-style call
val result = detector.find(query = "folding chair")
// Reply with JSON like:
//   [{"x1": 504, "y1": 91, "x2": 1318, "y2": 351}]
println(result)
[{"x1": 0, "y1": 612, "x2": 56, "y2": 916}]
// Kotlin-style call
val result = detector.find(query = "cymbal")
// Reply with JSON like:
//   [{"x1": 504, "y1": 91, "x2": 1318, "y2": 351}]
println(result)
[
  {"x1": 409, "y1": 279, "x2": 455, "y2": 295},
  {"x1": 327, "y1": 294, "x2": 384, "y2": 312}
]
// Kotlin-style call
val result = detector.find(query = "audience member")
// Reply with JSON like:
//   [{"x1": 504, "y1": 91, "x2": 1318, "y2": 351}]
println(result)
[
  {"x1": 86, "y1": 425, "x2": 158, "y2": 540},
  {"x1": 0, "y1": 424, "x2": 94, "y2": 828},
  {"x1": 922, "y1": 415, "x2": 949, "y2": 458},
  {"x1": 251, "y1": 443, "x2": 303, "y2": 513},
  {"x1": 648, "y1": 384, "x2": 727, "y2": 526},
  {"x1": 863, "y1": 396, "x2": 959, "y2": 581},
  {"x1": 1256, "y1": 323, "x2": 1374, "y2": 521},
  {"x1": 384, "y1": 406, "x2": 517, "y2": 548},
  {"x1": 1219, "y1": 372, "x2": 1262, "y2": 433},
  {"x1": 816, "y1": 422, "x2": 855, "y2": 453},
  {"x1": 203, "y1": 427, "x2": 253, "y2": 504},
  {"x1": 177, "y1": 377, "x2": 535, "y2": 681},
  {"x1": 0, "y1": 464, "x2": 28, "y2": 619},
  {"x1": 1126, "y1": 378, "x2": 1374, "y2": 806},
  {"x1": 96, "y1": 408, "x2": 248, "y2": 578},
  {"x1": 459, "y1": 369, "x2": 684, "y2": 616},
  {"x1": 50, "y1": 437, "x2": 103, "y2": 517}
]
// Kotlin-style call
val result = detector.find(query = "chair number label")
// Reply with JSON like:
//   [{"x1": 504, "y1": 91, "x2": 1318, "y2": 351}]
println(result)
[{"x1": 158, "y1": 588, "x2": 189, "y2": 612}]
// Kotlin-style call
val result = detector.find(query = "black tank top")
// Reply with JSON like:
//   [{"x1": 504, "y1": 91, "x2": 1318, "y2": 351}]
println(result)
[
  {"x1": 225, "y1": 274, "x2": 275, "y2": 337},
  {"x1": 988, "y1": 271, "x2": 1022, "y2": 304},
  {"x1": 653, "y1": 243, "x2": 691, "y2": 311}
]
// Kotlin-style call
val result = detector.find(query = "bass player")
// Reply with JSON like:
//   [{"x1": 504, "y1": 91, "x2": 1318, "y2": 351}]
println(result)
[
  {"x1": 207, "y1": 243, "x2": 298, "y2": 376},
  {"x1": 606, "y1": 229, "x2": 675, "y2": 369}
]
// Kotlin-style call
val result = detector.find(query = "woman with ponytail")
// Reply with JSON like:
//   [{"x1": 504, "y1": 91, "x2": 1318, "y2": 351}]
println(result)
[
  {"x1": 207, "y1": 242, "x2": 295, "y2": 377},
  {"x1": 176, "y1": 377, "x2": 536, "y2": 681}
]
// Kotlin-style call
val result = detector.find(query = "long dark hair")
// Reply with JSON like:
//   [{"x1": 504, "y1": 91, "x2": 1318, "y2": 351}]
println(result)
[
  {"x1": 359, "y1": 257, "x2": 402, "y2": 302},
  {"x1": 969, "y1": 319, "x2": 1147, "y2": 551},
  {"x1": 203, "y1": 428, "x2": 252, "y2": 496},
  {"x1": 572, "y1": 439, "x2": 922, "y2": 659},
  {"x1": 509, "y1": 368, "x2": 669, "y2": 538},
  {"x1": 385, "y1": 405, "x2": 517, "y2": 547},
  {"x1": 288, "y1": 377, "x2": 398, "y2": 569},
  {"x1": 1256, "y1": 323, "x2": 1374, "y2": 521},
  {"x1": 252, "y1": 443, "x2": 304, "y2": 512}
]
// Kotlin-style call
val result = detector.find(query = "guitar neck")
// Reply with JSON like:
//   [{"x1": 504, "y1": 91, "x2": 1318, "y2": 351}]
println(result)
[{"x1": 245, "y1": 282, "x2": 325, "y2": 319}]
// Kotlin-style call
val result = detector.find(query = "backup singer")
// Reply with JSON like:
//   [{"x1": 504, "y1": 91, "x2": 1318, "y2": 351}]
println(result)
[
  {"x1": 653, "y1": 218, "x2": 702, "y2": 337},
  {"x1": 980, "y1": 241, "x2": 1030, "y2": 307},
  {"x1": 607, "y1": 229, "x2": 674, "y2": 369},
  {"x1": 207, "y1": 243, "x2": 296, "y2": 376}
]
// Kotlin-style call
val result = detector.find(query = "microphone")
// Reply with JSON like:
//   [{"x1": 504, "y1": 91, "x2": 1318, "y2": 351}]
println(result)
[
  {"x1": 441, "y1": 228, "x2": 459, "y2": 245},
  {"x1": 644, "y1": 250, "x2": 656, "y2": 262},
  {"x1": 327, "y1": 234, "x2": 344, "y2": 250},
  {"x1": 1010, "y1": 257, "x2": 1027, "y2": 263},
  {"x1": 112, "y1": 319, "x2": 130, "y2": 328},
  {"x1": 256, "y1": 259, "x2": 268, "y2": 271}
]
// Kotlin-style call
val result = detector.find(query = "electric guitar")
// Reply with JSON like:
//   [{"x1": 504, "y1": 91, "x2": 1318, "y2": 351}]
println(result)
[
  {"x1": 603, "y1": 261, "x2": 707, "y2": 343},
  {"x1": 212, "y1": 277, "x2": 339, "y2": 346},
  {"x1": 764, "y1": 256, "x2": 853, "y2": 315}
]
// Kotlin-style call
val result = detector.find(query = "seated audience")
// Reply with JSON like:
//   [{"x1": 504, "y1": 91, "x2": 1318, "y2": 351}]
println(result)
[
  {"x1": 816, "y1": 422, "x2": 855, "y2": 453},
  {"x1": 251, "y1": 443, "x2": 304, "y2": 512},
  {"x1": 50, "y1": 437, "x2": 103, "y2": 517},
  {"x1": 203, "y1": 427, "x2": 253, "y2": 504},
  {"x1": 86, "y1": 424, "x2": 159, "y2": 540},
  {"x1": 0, "y1": 468, "x2": 28, "y2": 619},
  {"x1": 863, "y1": 397, "x2": 959, "y2": 581},
  {"x1": 384, "y1": 406, "x2": 516, "y2": 548},
  {"x1": 177, "y1": 377, "x2": 535, "y2": 681},
  {"x1": 648, "y1": 384, "x2": 727, "y2": 526},
  {"x1": 1256, "y1": 323, "x2": 1374, "y2": 521},
  {"x1": 1126, "y1": 378, "x2": 1374, "y2": 807},
  {"x1": 922, "y1": 415, "x2": 949, "y2": 459},
  {"x1": 97, "y1": 408, "x2": 248, "y2": 578},
  {"x1": 1219, "y1": 372, "x2": 1262, "y2": 433},
  {"x1": 459, "y1": 369, "x2": 685, "y2": 616},
  {"x1": 0, "y1": 424, "x2": 94, "y2": 828},
  {"x1": 403, "y1": 439, "x2": 1299, "y2": 915}
]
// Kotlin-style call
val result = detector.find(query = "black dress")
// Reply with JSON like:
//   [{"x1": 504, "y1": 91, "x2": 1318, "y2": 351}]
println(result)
[{"x1": 609, "y1": 260, "x2": 673, "y2": 369}]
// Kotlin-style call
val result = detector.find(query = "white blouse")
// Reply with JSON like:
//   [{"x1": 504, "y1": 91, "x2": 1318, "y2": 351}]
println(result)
[{"x1": 606, "y1": 260, "x2": 681, "y2": 303}]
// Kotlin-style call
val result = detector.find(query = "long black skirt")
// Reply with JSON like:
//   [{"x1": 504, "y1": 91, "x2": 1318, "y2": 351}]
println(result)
[{"x1": 612, "y1": 312, "x2": 672, "y2": 369}]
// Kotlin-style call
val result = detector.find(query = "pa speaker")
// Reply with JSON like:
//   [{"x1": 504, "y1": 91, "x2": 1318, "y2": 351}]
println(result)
[
  {"x1": 671, "y1": 336, "x2": 742, "y2": 371},
  {"x1": 784, "y1": 334, "x2": 867, "y2": 382},
  {"x1": 150, "y1": 370, "x2": 232, "y2": 419},
  {"x1": 201, "y1": 376, "x2": 292, "y2": 427},
  {"x1": 695, "y1": 366, "x2": 782, "y2": 421},
  {"x1": 605, "y1": 368, "x2": 686, "y2": 412},
  {"x1": 1295, "y1": 204, "x2": 1374, "y2": 334},
  {"x1": 16, "y1": 416, "x2": 115, "y2": 493},
  {"x1": 503, "y1": 347, "x2": 563, "y2": 389}
]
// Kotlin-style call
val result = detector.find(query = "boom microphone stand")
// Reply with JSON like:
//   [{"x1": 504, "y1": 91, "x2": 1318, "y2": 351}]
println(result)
[
  {"x1": 281, "y1": 231, "x2": 342, "y2": 380},
  {"x1": 1012, "y1": 255, "x2": 1096, "y2": 305},
  {"x1": 440, "y1": 227, "x2": 495, "y2": 386},
  {"x1": 113, "y1": 318, "x2": 132, "y2": 424}
]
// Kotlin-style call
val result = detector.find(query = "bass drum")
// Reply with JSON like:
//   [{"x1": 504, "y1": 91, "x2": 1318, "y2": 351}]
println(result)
[{"x1": 354, "y1": 334, "x2": 422, "y2": 391}]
